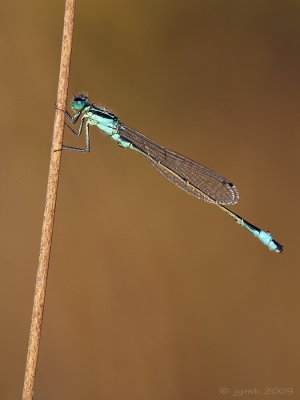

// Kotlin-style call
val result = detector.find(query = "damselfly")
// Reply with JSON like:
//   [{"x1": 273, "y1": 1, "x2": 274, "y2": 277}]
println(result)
[{"x1": 62, "y1": 94, "x2": 283, "y2": 253}]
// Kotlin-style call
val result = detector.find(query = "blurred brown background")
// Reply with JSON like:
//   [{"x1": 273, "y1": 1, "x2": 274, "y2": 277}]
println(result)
[{"x1": 1, "y1": 1, "x2": 299, "y2": 399}]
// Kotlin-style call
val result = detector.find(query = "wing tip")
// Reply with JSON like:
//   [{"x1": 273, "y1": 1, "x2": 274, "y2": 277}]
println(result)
[{"x1": 220, "y1": 182, "x2": 239, "y2": 205}]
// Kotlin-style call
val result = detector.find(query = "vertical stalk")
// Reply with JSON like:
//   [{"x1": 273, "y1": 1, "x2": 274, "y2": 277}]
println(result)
[{"x1": 22, "y1": 1, "x2": 76, "y2": 399}]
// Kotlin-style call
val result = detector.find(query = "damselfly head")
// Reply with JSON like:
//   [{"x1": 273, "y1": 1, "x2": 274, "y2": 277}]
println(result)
[{"x1": 71, "y1": 94, "x2": 89, "y2": 112}]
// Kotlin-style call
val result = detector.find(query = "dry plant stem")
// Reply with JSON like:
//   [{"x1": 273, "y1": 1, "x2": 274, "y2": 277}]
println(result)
[{"x1": 22, "y1": 1, "x2": 76, "y2": 399}]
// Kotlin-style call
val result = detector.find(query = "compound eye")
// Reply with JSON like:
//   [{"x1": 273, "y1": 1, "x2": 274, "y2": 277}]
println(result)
[{"x1": 71, "y1": 95, "x2": 89, "y2": 111}]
